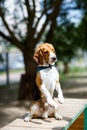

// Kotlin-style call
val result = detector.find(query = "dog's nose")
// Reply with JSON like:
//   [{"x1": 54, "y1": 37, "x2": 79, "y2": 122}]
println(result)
[
  {"x1": 52, "y1": 56, "x2": 57, "y2": 61},
  {"x1": 52, "y1": 57, "x2": 56, "y2": 61}
]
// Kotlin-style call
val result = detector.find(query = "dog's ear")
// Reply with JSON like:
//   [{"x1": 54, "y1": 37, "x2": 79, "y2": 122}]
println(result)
[
  {"x1": 33, "y1": 49, "x2": 44, "y2": 65},
  {"x1": 33, "y1": 49, "x2": 39, "y2": 64}
]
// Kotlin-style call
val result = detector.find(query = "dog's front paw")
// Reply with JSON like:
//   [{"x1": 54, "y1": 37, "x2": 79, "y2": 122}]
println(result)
[
  {"x1": 24, "y1": 116, "x2": 30, "y2": 122},
  {"x1": 58, "y1": 95, "x2": 64, "y2": 104},
  {"x1": 55, "y1": 112, "x2": 62, "y2": 120}
]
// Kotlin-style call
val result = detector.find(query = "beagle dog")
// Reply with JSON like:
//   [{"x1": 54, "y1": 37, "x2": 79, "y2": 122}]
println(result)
[{"x1": 24, "y1": 43, "x2": 64, "y2": 122}]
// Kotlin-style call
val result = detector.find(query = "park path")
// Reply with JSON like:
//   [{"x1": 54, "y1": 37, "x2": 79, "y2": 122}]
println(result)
[
  {"x1": 62, "y1": 73, "x2": 87, "y2": 99},
  {"x1": 0, "y1": 71, "x2": 24, "y2": 85}
]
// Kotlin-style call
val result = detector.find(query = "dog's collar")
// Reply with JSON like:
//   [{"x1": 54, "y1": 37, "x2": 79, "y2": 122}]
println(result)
[{"x1": 37, "y1": 64, "x2": 53, "y2": 72}]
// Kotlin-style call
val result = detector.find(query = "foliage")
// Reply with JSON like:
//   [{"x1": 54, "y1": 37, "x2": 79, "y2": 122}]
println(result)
[
  {"x1": 77, "y1": 3, "x2": 87, "y2": 50},
  {"x1": 53, "y1": 23, "x2": 79, "y2": 63},
  {"x1": 52, "y1": 0, "x2": 87, "y2": 64}
]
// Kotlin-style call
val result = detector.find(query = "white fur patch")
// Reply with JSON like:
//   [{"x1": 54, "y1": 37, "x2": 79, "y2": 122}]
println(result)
[
  {"x1": 49, "y1": 52, "x2": 57, "y2": 65},
  {"x1": 40, "y1": 66, "x2": 64, "y2": 110}
]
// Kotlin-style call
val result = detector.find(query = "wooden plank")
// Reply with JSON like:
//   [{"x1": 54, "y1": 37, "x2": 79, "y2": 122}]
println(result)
[
  {"x1": 68, "y1": 113, "x2": 84, "y2": 130},
  {"x1": 1, "y1": 98, "x2": 87, "y2": 130},
  {"x1": 62, "y1": 99, "x2": 87, "y2": 130}
]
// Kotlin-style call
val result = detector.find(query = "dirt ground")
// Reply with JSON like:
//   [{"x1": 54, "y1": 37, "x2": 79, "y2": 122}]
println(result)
[{"x1": 0, "y1": 73, "x2": 87, "y2": 128}]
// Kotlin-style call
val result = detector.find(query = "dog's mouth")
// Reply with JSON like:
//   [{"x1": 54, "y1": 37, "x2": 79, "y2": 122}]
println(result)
[{"x1": 51, "y1": 57, "x2": 57, "y2": 65}]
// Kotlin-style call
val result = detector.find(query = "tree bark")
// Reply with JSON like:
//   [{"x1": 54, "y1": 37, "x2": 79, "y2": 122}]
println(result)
[
  {"x1": 63, "y1": 62, "x2": 69, "y2": 74},
  {"x1": 18, "y1": 44, "x2": 40, "y2": 100}
]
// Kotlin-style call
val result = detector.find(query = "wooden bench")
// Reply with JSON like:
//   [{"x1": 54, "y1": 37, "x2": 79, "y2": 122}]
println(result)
[{"x1": 1, "y1": 98, "x2": 87, "y2": 130}]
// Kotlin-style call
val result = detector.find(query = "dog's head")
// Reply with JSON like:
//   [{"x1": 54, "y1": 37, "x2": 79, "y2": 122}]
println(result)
[{"x1": 33, "y1": 43, "x2": 57, "y2": 65}]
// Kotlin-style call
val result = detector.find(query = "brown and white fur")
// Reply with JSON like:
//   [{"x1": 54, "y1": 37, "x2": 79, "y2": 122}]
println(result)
[{"x1": 24, "y1": 43, "x2": 64, "y2": 122}]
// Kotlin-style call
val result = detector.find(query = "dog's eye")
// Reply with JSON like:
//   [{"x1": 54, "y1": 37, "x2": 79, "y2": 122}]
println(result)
[{"x1": 53, "y1": 49, "x2": 56, "y2": 53}]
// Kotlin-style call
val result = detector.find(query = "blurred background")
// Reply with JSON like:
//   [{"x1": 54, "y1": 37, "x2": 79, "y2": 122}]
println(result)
[{"x1": 0, "y1": 0, "x2": 87, "y2": 128}]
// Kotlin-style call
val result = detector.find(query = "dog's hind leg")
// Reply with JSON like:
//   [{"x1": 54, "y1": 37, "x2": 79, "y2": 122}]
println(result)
[{"x1": 24, "y1": 102, "x2": 42, "y2": 122}]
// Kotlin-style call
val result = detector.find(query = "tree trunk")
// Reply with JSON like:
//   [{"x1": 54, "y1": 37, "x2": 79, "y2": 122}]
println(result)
[
  {"x1": 63, "y1": 62, "x2": 69, "y2": 74},
  {"x1": 18, "y1": 46, "x2": 40, "y2": 100}
]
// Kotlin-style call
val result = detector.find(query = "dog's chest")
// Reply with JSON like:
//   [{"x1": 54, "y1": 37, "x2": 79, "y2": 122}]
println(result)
[{"x1": 40, "y1": 67, "x2": 59, "y2": 89}]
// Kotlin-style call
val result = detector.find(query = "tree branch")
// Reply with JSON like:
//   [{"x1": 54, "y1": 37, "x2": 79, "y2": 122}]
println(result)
[
  {"x1": 49, "y1": 0, "x2": 63, "y2": 20},
  {"x1": 32, "y1": 0, "x2": 35, "y2": 13},
  {"x1": 24, "y1": 0, "x2": 31, "y2": 20},
  {"x1": 0, "y1": 13, "x2": 25, "y2": 52},
  {"x1": 24, "y1": 0, "x2": 36, "y2": 44},
  {"x1": 35, "y1": 17, "x2": 49, "y2": 43},
  {"x1": 46, "y1": 0, "x2": 63, "y2": 43},
  {"x1": 46, "y1": 20, "x2": 56, "y2": 43},
  {"x1": 34, "y1": 1, "x2": 56, "y2": 28},
  {"x1": 19, "y1": 0, "x2": 27, "y2": 24},
  {"x1": 0, "y1": 31, "x2": 25, "y2": 52},
  {"x1": 0, "y1": 31, "x2": 13, "y2": 42},
  {"x1": 35, "y1": 0, "x2": 63, "y2": 43}
]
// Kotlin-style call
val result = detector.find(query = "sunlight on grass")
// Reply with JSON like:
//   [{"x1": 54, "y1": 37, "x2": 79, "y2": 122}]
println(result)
[
  {"x1": 0, "y1": 68, "x2": 24, "y2": 75},
  {"x1": 60, "y1": 67, "x2": 87, "y2": 81}
]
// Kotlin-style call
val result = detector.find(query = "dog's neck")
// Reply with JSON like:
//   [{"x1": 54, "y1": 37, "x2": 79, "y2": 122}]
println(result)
[{"x1": 37, "y1": 64, "x2": 54, "y2": 72}]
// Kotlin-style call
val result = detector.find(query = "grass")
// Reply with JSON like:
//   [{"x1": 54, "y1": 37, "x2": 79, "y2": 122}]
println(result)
[
  {"x1": 0, "y1": 68, "x2": 24, "y2": 75},
  {"x1": 60, "y1": 67, "x2": 87, "y2": 81},
  {"x1": 70, "y1": 67, "x2": 87, "y2": 73}
]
